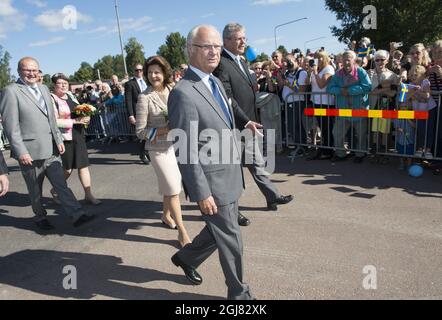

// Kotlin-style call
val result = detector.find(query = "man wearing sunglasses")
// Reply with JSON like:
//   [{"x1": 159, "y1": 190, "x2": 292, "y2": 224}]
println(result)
[{"x1": 124, "y1": 64, "x2": 150, "y2": 165}]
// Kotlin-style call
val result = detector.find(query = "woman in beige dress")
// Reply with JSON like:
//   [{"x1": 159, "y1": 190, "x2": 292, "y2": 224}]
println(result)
[{"x1": 136, "y1": 56, "x2": 191, "y2": 248}]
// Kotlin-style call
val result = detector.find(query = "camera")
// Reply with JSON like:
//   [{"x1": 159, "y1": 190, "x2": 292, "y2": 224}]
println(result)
[
  {"x1": 309, "y1": 59, "x2": 318, "y2": 68},
  {"x1": 286, "y1": 59, "x2": 295, "y2": 70},
  {"x1": 393, "y1": 42, "x2": 403, "y2": 49}
]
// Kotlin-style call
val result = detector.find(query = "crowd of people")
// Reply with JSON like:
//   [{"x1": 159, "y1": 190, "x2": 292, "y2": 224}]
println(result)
[{"x1": 0, "y1": 21, "x2": 441, "y2": 300}]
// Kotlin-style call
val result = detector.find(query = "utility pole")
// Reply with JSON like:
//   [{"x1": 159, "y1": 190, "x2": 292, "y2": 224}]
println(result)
[{"x1": 115, "y1": 0, "x2": 128, "y2": 78}]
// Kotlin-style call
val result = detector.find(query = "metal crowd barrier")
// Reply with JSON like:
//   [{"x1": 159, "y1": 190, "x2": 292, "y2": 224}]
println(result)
[
  {"x1": 85, "y1": 106, "x2": 135, "y2": 139},
  {"x1": 0, "y1": 122, "x2": 9, "y2": 150},
  {"x1": 284, "y1": 91, "x2": 442, "y2": 161}
]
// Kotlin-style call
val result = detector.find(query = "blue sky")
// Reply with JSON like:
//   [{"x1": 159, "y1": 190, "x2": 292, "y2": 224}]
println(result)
[{"x1": 1, "y1": 0, "x2": 347, "y2": 78}]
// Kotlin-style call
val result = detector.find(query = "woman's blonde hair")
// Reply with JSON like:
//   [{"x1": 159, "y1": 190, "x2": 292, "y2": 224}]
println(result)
[
  {"x1": 262, "y1": 60, "x2": 275, "y2": 72},
  {"x1": 315, "y1": 50, "x2": 330, "y2": 69},
  {"x1": 409, "y1": 43, "x2": 431, "y2": 67}
]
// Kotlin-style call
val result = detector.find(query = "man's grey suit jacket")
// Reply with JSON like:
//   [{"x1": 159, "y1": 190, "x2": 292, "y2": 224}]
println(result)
[
  {"x1": 0, "y1": 80, "x2": 63, "y2": 161},
  {"x1": 168, "y1": 68, "x2": 244, "y2": 207}
]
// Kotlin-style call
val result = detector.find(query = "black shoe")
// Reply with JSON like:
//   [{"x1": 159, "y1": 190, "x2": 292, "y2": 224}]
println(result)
[
  {"x1": 238, "y1": 212, "x2": 251, "y2": 227},
  {"x1": 171, "y1": 253, "x2": 202, "y2": 285},
  {"x1": 140, "y1": 154, "x2": 150, "y2": 165},
  {"x1": 267, "y1": 195, "x2": 294, "y2": 211},
  {"x1": 73, "y1": 214, "x2": 96, "y2": 228},
  {"x1": 306, "y1": 149, "x2": 321, "y2": 161},
  {"x1": 35, "y1": 219, "x2": 55, "y2": 231}
]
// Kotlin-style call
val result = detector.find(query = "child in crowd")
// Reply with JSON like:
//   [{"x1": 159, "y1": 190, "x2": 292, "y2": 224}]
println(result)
[
  {"x1": 394, "y1": 104, "x2": 415, "y2": 170},
  {"x1": 407, "y1": 65, "x2": 437, "y2": 158}
]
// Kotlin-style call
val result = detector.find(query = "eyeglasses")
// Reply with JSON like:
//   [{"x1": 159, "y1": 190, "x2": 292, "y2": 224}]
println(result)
[
  {"x1": 192, "y1": 44, "x2": 222, "y2": 52},
  {"x1": 135, "y1": 69, "x2": 143, "y2": 72},
  {"x1": 375, "y1": 59, "x2": 386, "y2": 62}
]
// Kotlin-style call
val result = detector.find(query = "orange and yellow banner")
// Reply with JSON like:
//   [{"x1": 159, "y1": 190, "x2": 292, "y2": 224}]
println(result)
[{"x1": 304, "y1": 108, "x2": 429, "y2": 120}]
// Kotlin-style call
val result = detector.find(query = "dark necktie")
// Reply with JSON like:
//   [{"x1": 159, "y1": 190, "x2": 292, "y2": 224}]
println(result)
[{"x1": 209, "y1": 76, "x2": 233, "y2": 128}]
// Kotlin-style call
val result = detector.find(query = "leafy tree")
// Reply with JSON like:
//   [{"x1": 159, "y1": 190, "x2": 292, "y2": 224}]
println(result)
[
  {"x1": 125, "y1": 37, "x2": 145, "y2": 72},
  {"x1": 277, "y1": 45, "x2": 289, "y2": 57},
  {"x1": 157, "y1": 32, "x2": 187, "y2": 69},
  {"x1": 93, "y1": 55, "x2": 114, "y2": 81},
  {"x1": 113, "y1": 54, "x2": 126, "y2": 80},
  {"x1": 255, "y1": 52, "x2": 270, "y2": 62},
  {"x1": 0, "y1": 46, "x2": 13, "y2": 89},
  {"x1": 325, "y1": 0, "x2": 442, "y2": 52},
  {"x1": 73, "y1": 62, "x2": 94, "y2": 83},
  {"x1": 42, "y1": 74, "x2": 51, "y2": 86}
]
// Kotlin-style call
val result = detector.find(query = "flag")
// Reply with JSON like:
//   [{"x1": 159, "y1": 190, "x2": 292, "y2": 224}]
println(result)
[
  {"x1": 291, "y1": 79, "x2": 299, "y2": 91},
  {"x1": 399, "y1": 83, "x2": 409, "y2": 103},
  {"x1": 358, "y1": 45, "x2": 375, "y2": 58}
]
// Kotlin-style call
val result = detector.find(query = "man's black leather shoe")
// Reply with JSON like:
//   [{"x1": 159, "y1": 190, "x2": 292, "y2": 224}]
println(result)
[
  {"x1": 267, "y1": 195, "x2": 294, "y2": 211},
  {"x1": 140, "y1": 154, "x2": 150, "y2": 165},
  {"x1": 35, "y1": 219, "x2": 55, "y2": 230},
  {"x1": 171, "y1": 253, "x2": 202, "y2": 285},
  {"x1": 238, "y1": 212, "x2": 251, "y2": 227},
  {"x1": 73, "y1": 214, "x2": 96, "y2": 228}
]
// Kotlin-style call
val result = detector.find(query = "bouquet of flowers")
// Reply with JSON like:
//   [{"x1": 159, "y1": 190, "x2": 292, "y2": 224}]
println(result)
[
  {"x1": 73, "y1": 104, "x2": 97, "y2": 117},
  {"x1": 72, "y1": 104, "x2": 97, "y2": 128}
]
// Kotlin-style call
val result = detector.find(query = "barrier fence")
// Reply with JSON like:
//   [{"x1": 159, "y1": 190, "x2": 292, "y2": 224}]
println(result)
[
  {"x1": 283, "y1": 91, "x2": 442, "y2": 161},
  {"x1": 83, "y1": 92, "x2": 442, "y2": 161}
]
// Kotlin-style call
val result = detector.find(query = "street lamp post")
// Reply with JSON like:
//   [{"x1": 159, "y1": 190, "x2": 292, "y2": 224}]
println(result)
[
  {"x1": 304, "y1": 36, "x2": 327, "y2": 53},
  {"x1": 115, "y1": 0, "x2": 128, "y2": 79},
  {"x1": 274, "y1": 17, "x2": 308, "y2": 50}
]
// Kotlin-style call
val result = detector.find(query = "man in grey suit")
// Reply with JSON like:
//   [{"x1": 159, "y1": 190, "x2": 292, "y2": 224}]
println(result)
[
  {"x1": 168, "y1": 25, "x2": 253, "y2": 300},
  {"x1": 214, "y1": 23, "x2": 293, "y2": 225},
  {"x1": 0, "y1": 149, "x2": 8, "y2": 197},
  {"x1": 0, "y1": 57, "x2": 95, "y2": 230}
]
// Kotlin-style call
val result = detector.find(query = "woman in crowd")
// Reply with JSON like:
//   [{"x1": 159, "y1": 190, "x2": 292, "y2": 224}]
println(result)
[
  {"x1": 104, "y1": 84, "x2": 126, "y2": 144},
  {"x1": 368, "y1": 50, "x2": 399, "y2": 154},
  {"x1": 136, "y1": 56, "x2": 191, "y2": 248},
  {"x1": 428, "y1": 40, "x2": 442, "y2": 158},
  {"x1": 258, "y1": 60, "x2": 277, "y2": 93},
  {"x1": 50, "y1": 73, "x2": 101, "y2": 205},
  {"x1": 408, "y1": 65, "x2": 437, "y2": 159},
  {"x1": 401, "y1": 43, "x2": 431, "y2": 81},
  {"x1": 306, "y1": 50, "x2": 336, "y2": 159}
]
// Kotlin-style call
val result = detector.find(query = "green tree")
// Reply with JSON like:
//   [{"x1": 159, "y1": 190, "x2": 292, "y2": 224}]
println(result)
[
  {"x1": 0, "y1": 46, "x2": 13, "y2": 89},
  {"x1": 43, "y1": 74, "x2": 51, "y2": 86},
  {"x1": 157, "y1": 32, "x2": 187, "y2": 69},
  {"x1": 255, "y1": 52, "x2": 270, "y2": 62},
  {"x1": 325, "y1": 0, "x2": 442, "y2": 52},
  {"x1": 73, "y1": 62, "x2": 94, "y2": 83},
  {"x1": 93, "y1": 55, "x2": 114, "y2": 81},
  {"x1": 113, "y1": 54, "x2": 126, "y2": 80},
  {"x1": 277, "y1": 45, "x2": 288, "y2": 57},
  {"x1": 125, "y1": 37, "x2": 145, "y2": 72}
]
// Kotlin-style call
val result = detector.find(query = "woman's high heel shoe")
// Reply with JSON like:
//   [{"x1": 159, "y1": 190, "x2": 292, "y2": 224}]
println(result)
[{"x1": 161, "y1": 219, "x2": 177, "y2": 230}]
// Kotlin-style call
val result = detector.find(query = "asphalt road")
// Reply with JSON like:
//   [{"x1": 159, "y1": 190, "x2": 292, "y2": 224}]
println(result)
[{"x1": 0, "y1": 141, "x2": 441, "y2": 300}]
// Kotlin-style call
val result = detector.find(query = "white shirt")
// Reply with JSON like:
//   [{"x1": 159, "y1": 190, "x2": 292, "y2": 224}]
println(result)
[
  {"x1": 189, "y1": 66, "x2": 230, "y2": 107},
  {"x1": 311, "y1": 65, "x2": 335, "y2": 105},
  {"x1": 282, "y1": 69, "x2": 308, "y2": 103},
  {"x1": 224, "y1": 48, "x2": 247, "y2": 75},
  {"x1": 135, "y1": 76, "x2": 147, "y2": 91}
]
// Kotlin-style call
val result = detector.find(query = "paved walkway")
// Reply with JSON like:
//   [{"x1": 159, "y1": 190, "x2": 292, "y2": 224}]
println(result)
[{"x1": 0, "y1": 142, "x2": 441, "y2": 300}]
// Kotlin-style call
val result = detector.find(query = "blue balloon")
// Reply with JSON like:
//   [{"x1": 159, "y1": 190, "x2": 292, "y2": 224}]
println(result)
[
  {"x1": 245, "y1": 47, "x2": 258, "y2": 62},
  {"x1": 408, "y1": 165, "x2": 423, "y2": 177}
]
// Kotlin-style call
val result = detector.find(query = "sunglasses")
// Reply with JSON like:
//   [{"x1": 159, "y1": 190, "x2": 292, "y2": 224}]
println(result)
[
  {"x1": 135, "y1": 69, "x2": 143, "y2": 72},
  {"x1": 375, "y1": 59, "x2": 386, "y2": 62}
]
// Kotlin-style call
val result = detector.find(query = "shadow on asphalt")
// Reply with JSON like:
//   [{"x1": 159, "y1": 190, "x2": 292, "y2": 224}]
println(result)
[
  {"x1": 272, "y1": 153, "x2": 442, "y2": 199},
  {"x1": 0, "y1": 249, "x2": 222, "y2": 300},
  {"x1": 0, "y1": 196, "x2": 206, "y2": 245}
]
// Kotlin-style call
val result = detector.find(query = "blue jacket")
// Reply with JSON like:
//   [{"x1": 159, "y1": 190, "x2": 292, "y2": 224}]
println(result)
[{"x1": 327, "y1": 67, "x2": 372, "y2": 121}]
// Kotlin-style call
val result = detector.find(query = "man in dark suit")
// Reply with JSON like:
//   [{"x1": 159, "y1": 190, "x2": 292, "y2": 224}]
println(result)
[
  {"x1": 214, "y1": 23, "x2": 293, "y2": 226},
  {"x1": 168, "y1": 25, "x2": 253, "y2": 300},
  {"x1": 124, "y1": 63, "x2": 150, "y2": 164},
  {"x1": 0, "y1": 57, "x2": 95, "y2": 230},
  {"x1": 0, "y1": 149, "x2": 8, "y2": 197}
]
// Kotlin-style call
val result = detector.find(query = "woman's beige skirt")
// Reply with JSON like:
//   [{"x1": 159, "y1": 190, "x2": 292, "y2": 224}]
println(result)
[{"x1": 149, "y1": 147, "x2": 182, "y2": 196}]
